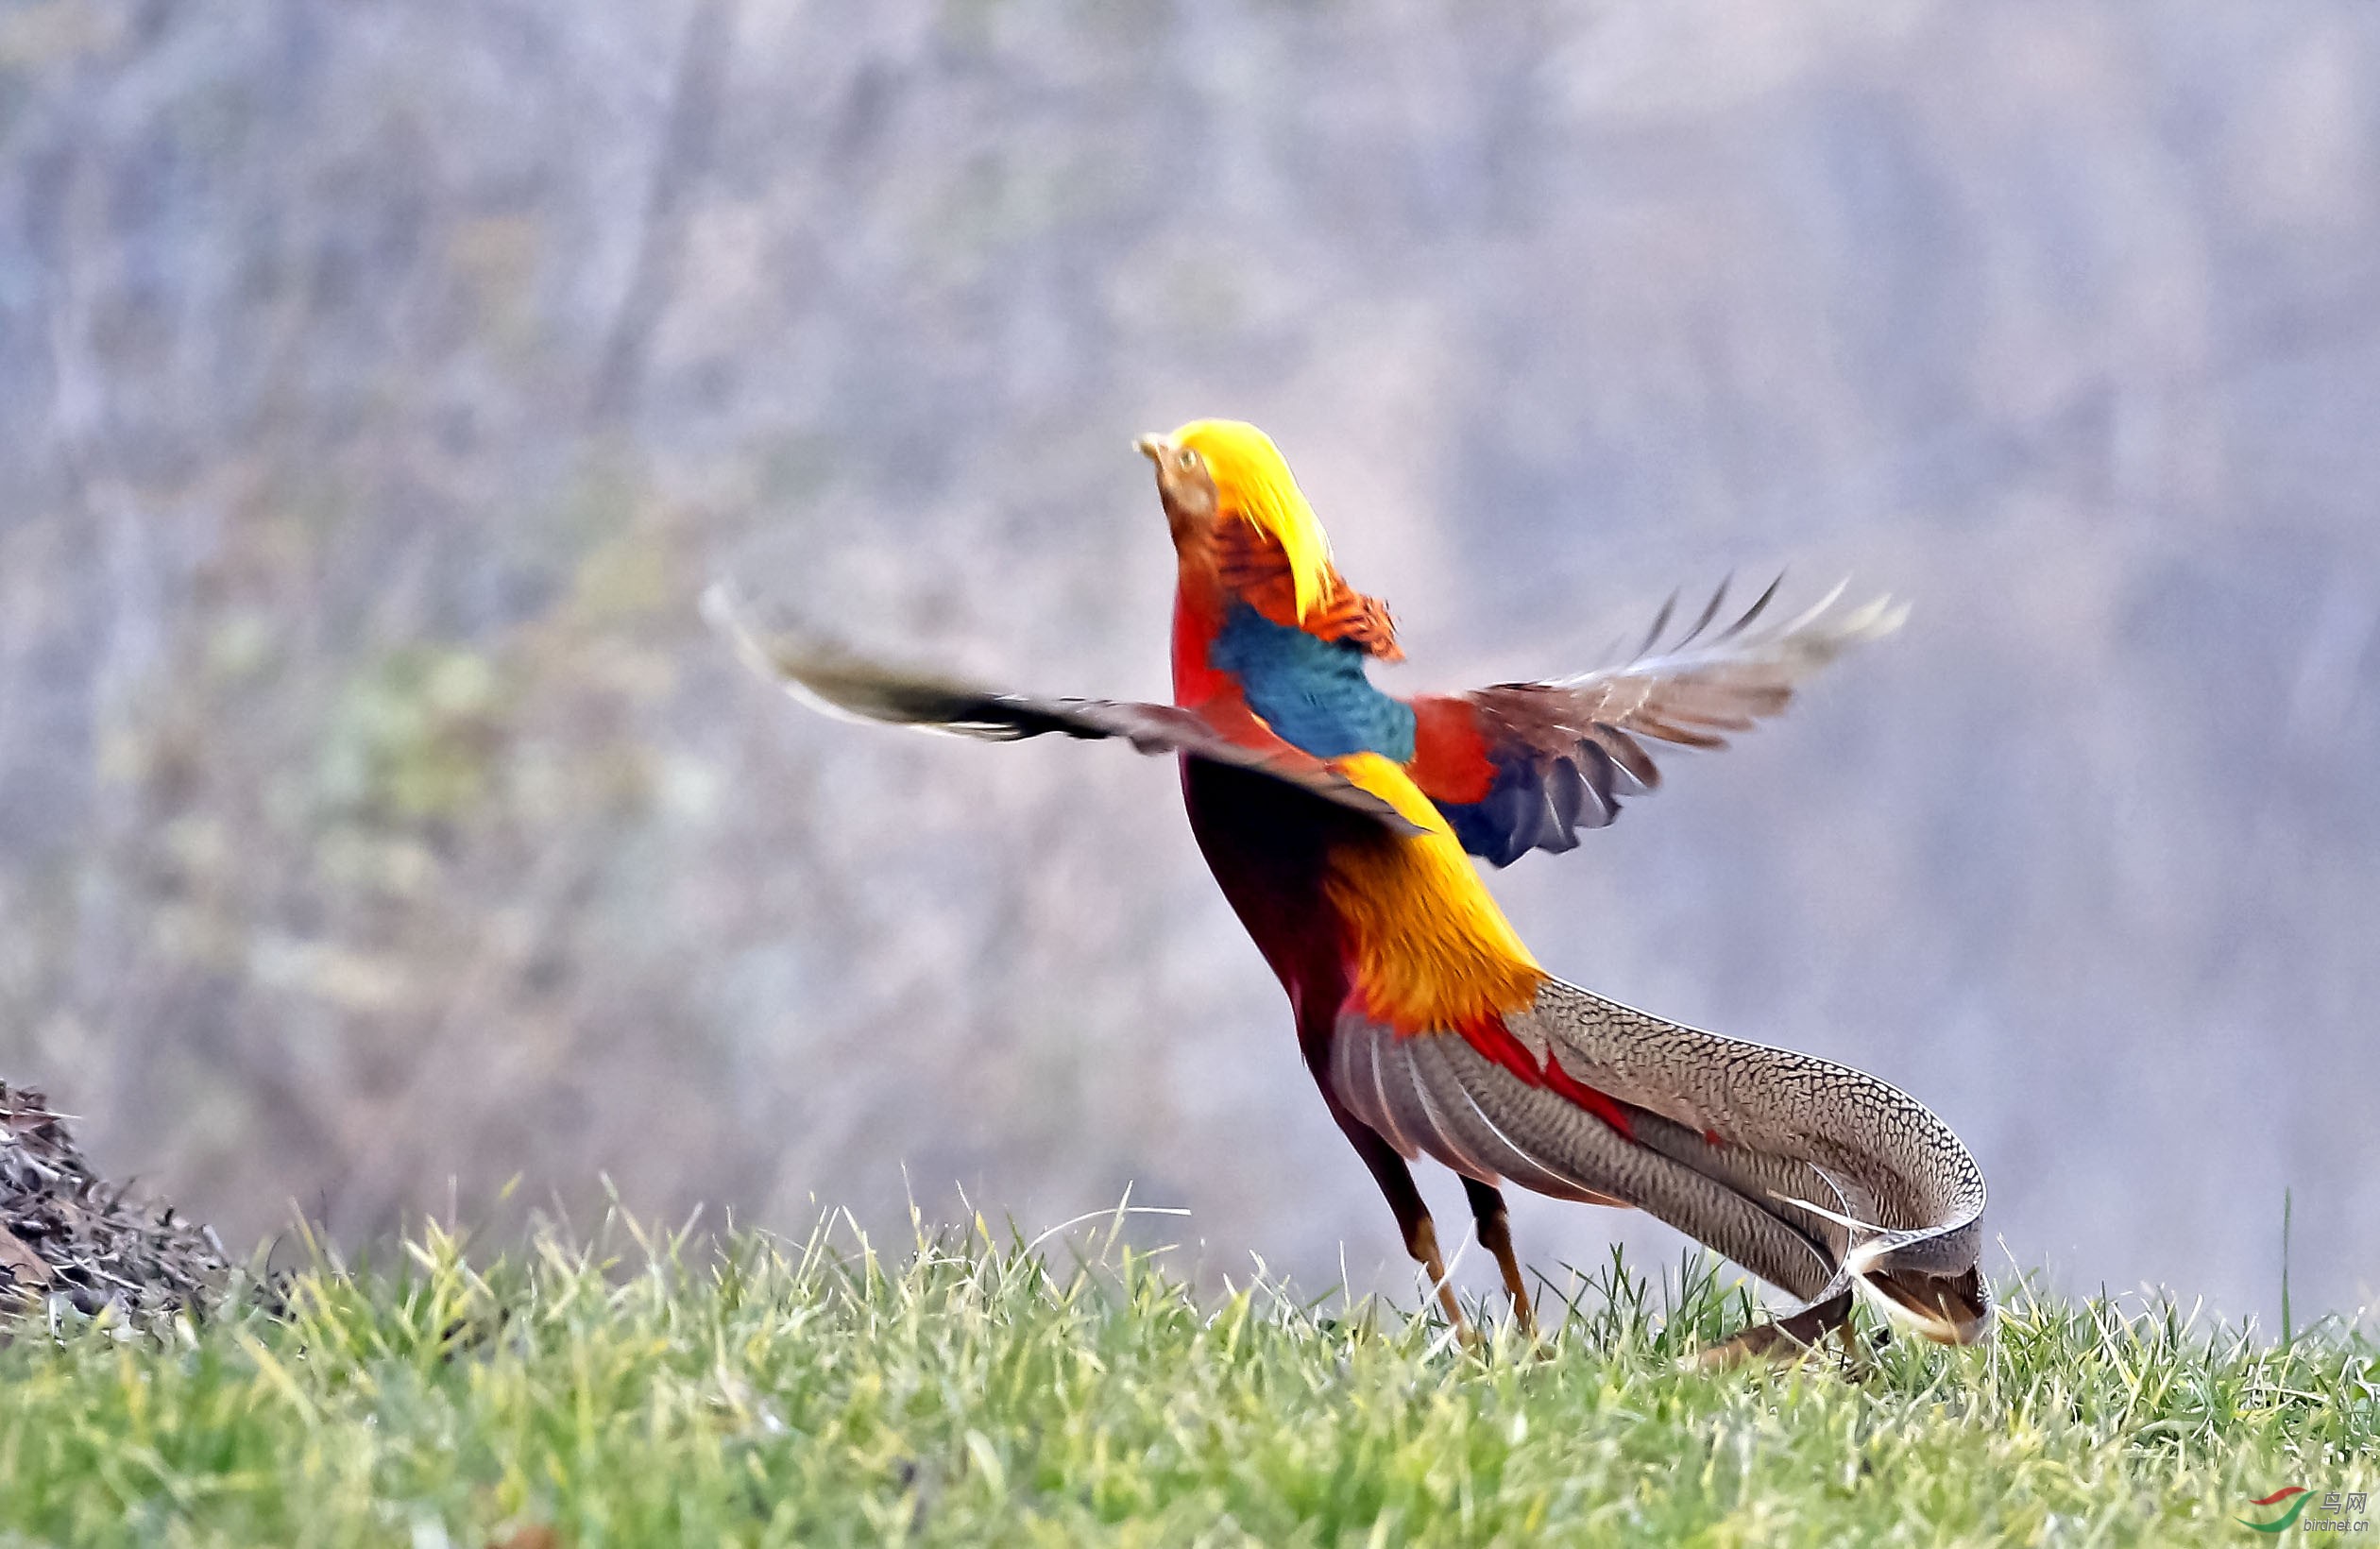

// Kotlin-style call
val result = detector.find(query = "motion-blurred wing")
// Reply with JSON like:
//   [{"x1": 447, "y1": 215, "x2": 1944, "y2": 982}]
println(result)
[
  {"x1": 706, "y1": 584, "x2": 1423, "y2": 832},
  {"x1": 1404, "y1": 579, "x2": 1906, "y2": 866},
  {"x1": 1334, "y1": 978, "x2": 1990, "y2": 1353}
]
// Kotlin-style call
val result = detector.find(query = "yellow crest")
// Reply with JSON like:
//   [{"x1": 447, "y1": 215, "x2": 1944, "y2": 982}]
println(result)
[{"x1": 1170, "y1": 418, "x2": 1333, "y2": 622}]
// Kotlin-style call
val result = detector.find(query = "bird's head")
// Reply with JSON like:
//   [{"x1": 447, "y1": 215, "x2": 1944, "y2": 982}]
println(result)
[{"x1": 1137, "y1": 418, "x2": 1334, "y2": 624}]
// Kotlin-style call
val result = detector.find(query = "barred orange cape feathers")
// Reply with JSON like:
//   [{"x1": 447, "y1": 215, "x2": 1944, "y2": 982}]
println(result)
[{"x1": 1210, "y1": 519, "x2": 1404, "y2": 660}]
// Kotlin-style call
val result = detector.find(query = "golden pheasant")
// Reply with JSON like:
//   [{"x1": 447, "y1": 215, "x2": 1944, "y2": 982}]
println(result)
[{"x1": 709, "y1": 418, "x2": 1990, "y2": 1355}]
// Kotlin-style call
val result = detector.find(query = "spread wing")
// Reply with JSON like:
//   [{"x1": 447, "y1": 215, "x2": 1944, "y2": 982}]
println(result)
[
  {"x1": 1404, "y1": 579, "x2": 1906, "y2": 866},
  {"x1": 705, "y1": 584, "x2": 1423, "y2": 833},
  {"x1": 1334, "y1": 977, "x2": 1991, "y2": 1353}
]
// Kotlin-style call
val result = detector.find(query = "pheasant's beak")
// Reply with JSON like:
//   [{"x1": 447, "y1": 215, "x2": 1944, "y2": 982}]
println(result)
[{"x1": 1133, "y1": 434, "x2": 1169, "y2": 465}]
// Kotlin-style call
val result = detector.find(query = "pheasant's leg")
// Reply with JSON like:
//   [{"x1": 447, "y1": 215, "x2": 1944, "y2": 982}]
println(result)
[
  {"x1": 1405, "y1": 1215, "x2": 1467, "y2": 1336},
  {"x1": 1461, "y1": 1177, "x2": 1535, "y2": 1337},
  {"x1": 1325, "y1": 1104, "x2": 1468, "y2": 1336}
]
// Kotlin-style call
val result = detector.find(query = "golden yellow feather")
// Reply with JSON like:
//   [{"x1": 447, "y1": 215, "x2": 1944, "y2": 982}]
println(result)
[
  {"x1": 1170, "y1": 418, "x2": 1334, "y2": 624},
  {"x1": 1323, "y1": 753, "x2": 1547, "y2": 1034}
]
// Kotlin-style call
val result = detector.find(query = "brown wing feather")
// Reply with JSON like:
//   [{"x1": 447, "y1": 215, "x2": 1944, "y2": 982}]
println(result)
[
  {"x1": 1416, "y1": 581, "x2": 1907, "y2": 865},
  {"x1": 1518, "y1": 580, "x2": 1900, "y2": 771},
  {"x1": 704, "y1": 584, "x2": 1423, "y2": 832}
]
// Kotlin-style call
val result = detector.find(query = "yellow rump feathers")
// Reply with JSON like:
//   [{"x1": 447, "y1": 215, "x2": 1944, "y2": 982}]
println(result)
[
  {"x1": 1171, "y1": 418, "x2": 1334, "y2": 623},
  {"x1": 1323, "y1": 754, "x2": 1548, "y2": 1034}
]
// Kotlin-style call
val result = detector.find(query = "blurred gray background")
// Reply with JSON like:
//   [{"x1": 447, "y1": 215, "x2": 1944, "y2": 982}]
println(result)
[{"x1": 3, "y1": 0, "x2": 2375, "y2": 1323}]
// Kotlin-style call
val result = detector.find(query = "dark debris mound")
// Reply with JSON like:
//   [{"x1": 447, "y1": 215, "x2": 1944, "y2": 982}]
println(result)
[{"x1": 2, "y1": 1081, "x2": 227, "y2": 1319}]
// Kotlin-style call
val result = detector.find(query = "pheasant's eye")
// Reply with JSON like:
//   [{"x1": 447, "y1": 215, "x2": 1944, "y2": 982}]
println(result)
[{"x1": 1176, "y1": 449, "x2": 1200, "y2": 471}]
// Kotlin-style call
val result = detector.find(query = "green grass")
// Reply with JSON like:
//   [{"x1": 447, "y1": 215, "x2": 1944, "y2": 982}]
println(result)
[{"x1": 0, "y1": 1207, "x2": 2372, "y2": 1548}]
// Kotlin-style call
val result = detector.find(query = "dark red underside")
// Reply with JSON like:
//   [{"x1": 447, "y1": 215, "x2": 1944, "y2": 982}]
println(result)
[{"x1": 1180, "y1": 756, "x2": 1356, "y2": 1073}]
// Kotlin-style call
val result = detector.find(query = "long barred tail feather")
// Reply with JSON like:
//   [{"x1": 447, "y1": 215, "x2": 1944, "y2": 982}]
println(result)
[{"x1": 1332, "y1": 978, "x2": 1991, "y2": 1353}]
